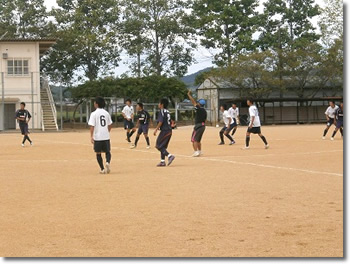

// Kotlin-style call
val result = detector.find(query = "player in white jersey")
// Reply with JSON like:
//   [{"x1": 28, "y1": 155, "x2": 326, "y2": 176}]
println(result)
[
  {"x1": 243, "y1": 99, "x2": 269, "y2": 149},
  {"x1": 322, "y1": 101, "x2": 339, "y2": 139},
  {"x1": 122, "y1": 99, "x2": 135, "y2": 143},
  {"x1": 88, "y1": 97, "x2": 113, "y2": 174},
  {"x1": 218, "y1": 104, "x2": 236, "y2": 145},
  {"x1": 228, "y1": 102, "x2": 240, "y2": 136}
]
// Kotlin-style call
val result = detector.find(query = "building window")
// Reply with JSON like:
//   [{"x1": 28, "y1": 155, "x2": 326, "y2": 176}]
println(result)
[{"x1": 7, "y1": 59, "x2": 30, "y2": 76}]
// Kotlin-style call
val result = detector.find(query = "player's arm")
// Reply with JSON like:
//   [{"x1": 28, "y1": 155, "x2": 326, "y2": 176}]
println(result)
[
  {"x1": 249, "y1": 116, "x2": 255, "y2": 128},
  {"x1": 153, "y1": 122, "x2": 162, "y2": 136},
  {"x1": 187, "y1": 90, "x2": 197, "y2": 107},
  {"x1": 90, "y1": 126, "x2": 95, "y2": 144}
]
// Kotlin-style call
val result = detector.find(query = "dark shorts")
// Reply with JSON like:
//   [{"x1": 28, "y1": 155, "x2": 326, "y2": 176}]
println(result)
[
  {"x1": 247, "y1": 126, "x2": 261, "y2": 134},
  {"x1": 156, "y1": 130, "x2": 172, "y2": 150},
  {"x1": 191, "y1": 125, "x2": 206, "y2": 143},
  {"x1": 124, "y1": 120, "x2": 134, "y2": 130},
  {"x1": 336, "y1": 120, "x2": 343, "y2": 129},
  {"x1": 220, "y1": 123, "x2": 236, "y2": 134},
  {"x1": 19, "y1": 123, "x2": 29, "y2": 135},
  {"x1": 327, "y1": 118, "x2": 335, "y2": 126},
  {"x1": 94, "y1": 140, "x2": 111, "y2": 153},
  {"x1": 138, "y1": 124, "x2": 149, "y2": 135}
]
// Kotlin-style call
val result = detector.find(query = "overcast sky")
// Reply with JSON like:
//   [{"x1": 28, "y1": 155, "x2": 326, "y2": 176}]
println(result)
[{"x1": 43, "y1": 0, "x2": 330, "y2": 77}]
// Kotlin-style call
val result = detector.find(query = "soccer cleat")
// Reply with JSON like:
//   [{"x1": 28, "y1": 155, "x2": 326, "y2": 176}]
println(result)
[
  {"x1": 157, "y1": 162, "x2": 166, "y2": 167},
  {"x1": 229, "y1": 141, "x2": 235, "y2": 145},
  {"x1": 331, "y1": 137, "x2": 334, "y2": 141},
  {"x1": 100, "y1": 169, "x2": 106, "y2": 174},
  {"x1": 192, "y1": 151, "x2": 200, "y2": 157},
  {"x1": 105, "y1": 163, "x2": 111, "y2": 174},
  {"x1": 30, "y1": 142, "x2": 33, "y2": 146},
  {"x1": 265, "y1": 144, "x2": 269, "y2": 149},
  {"x1": 167, "y1": 155, "x2": 175, "y2": 166},
  {"x1": 218, "y1": 142, "x2": 225, "y2": 145},
  {"x1": 146, "y1": 145, "x2": 151, "y2": 149},
  {"x1": 322, "y1": 136, "x2": 326, "y2": 140},
  {"x1": 130, "y1": 144, "x2": 136, "y2": 149},
  {"x1": 242, "y1": 146, "x2": 250, "y2": 150},
  {"x1": 21, "y1": 143, "x2": 25, "y2": 147}
]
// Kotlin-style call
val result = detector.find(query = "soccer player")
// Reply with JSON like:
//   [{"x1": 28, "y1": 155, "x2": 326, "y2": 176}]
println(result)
[
  {"x1": 88, "y1": 97, "x2": 113, "y2": 174},
  {"x1": 187, "y1": 90, "x2": 207, "y2": 157},
  {"x1": 331, "y1": 101, "x2": 343, "y2": 141},
  {"x1": 228, "y1": 102, "x2": 240, "y2": 136},
  {"x1": 15, "y1": 102, "x2": 33, "y2": 147},
  {"x1": 322, "y1": 101, "x2": 339, "y2": 139},
  {"x1": 130, "y1": 102, "x2": 151, "y2": 149},
  {"x1": 153, "y1": 98, "x2": 175, "y2": 167},
  {"x1": 122, "y1": 99, "x2": 135, "y2": 143},
  {"x1": 218, "y1": 104, "x2": 236, "y2": 145},
  {"x1": 244, "y1": 99, "x2": 269, "y2": 149}
]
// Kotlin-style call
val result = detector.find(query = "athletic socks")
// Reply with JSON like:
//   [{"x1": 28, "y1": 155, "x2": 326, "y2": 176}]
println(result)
[
  {"x1": 332, "y1": 131, "x2": 337, "y2": 138},
  {"x1": 225, "y1": 134, "x2": 234, "y2": 142},
  {"x1": 260, "y1": 135, "x2": 268, "y2": 145},
  {"x1": 340, "y1": 128, "x2": 343, "y2": 136},
  {"x1": 134, "y1": 135, "x2": 140, "y2": 146},
  {"x1": 22, "y1": 135, "x2": 32, "y2": 144},
  {"x1": 106, "y1": 152, "x2": 111, "y2": 163},
  {"x1": 219, "y1": 131, "x2": 224, "y2": 143},
  {"x1": 246, "y1": 136, "x2": 250, "y2": 147},
  {"x1": 129, "y1": 130, "x2": 135, "y2": 138},
  {"x1": 145, "y1": 136, "x2": 150, "y2": 146},
  {"x1": 323, "y1": 129, "x2": 328, "y2": 137},
  {"x1": 126, "y1": 132, "x2": 130, "y2": 141},
  {"x1": 96, "y1": 154, "x2": 104, "y2": 170},
  {"x1": 231, "y1": 128, "x2": 237, "y2": 136}
]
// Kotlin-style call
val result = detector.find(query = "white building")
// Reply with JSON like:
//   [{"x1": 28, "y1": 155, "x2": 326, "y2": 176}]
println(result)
[{"x1": 0, "y1": 38, "x2": 57, "y2": 131}]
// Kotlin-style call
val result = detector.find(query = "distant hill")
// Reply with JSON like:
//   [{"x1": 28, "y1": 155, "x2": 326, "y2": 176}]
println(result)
[{"x1": 181, "y1": 67, "x2": 212, "y2": 90}]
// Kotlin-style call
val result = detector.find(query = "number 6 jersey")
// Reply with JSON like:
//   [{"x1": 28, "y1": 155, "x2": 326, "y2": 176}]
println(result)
[{"x1": 88, "y1": 108, "x2": 113, "y2": 141}]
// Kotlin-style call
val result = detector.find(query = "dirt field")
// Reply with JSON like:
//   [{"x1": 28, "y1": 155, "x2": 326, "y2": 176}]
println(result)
[{"x1": 0, "y1": 124, "x2": 343, "y2": 257}]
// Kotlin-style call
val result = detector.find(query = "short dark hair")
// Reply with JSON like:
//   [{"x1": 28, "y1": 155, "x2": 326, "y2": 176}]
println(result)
[
  {"x1": 329, "y1": 101, "x2": 335, "y2": 104},
  {"x1": 95, "y1": 96, "x2": 105, "y2": 108},
  {"x1": 232, "y1": 102, "x2": 237, "y2": 105},
  {"x1": 247, "y1": 98, "x2": 254, "y2": 104},
  {"x1": 20, "y1": 102, "x2": 26, "y2": 107},
  {"x1": 137, "y1": 102, "x2": 144, "y2": 109},
  {"x1": 126, "y1": 98, "x2": 131, "y2": 103},
  {"x1": 160, "y1": 98, "x2": 169, "y2": 109},
  {"x1": 220, "y1": 104, "x2": 227, "y2": 110}
]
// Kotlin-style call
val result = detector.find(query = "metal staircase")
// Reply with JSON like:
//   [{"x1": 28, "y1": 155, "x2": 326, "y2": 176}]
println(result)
[{"x1": 40, "y1": 78, "x2": 59, "y2": 131}]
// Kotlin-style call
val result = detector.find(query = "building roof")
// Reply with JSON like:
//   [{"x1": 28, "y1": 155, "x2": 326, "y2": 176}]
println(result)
[{"x1": 0, "y1": 38, "x2": 56, "y2": 55}]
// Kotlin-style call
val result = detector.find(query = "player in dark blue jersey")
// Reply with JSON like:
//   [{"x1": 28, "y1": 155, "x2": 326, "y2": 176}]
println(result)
[
  {"x1": 15, "y1": 102, "x2": 33, "y2": 147},
  {"x1": 153, "y1": 98, "x2": 175, "y2": 167},
  {"x1": 130, "y1": 102, "x2": 151, "y2": 149},
  {"x1": 331, "y1": 101, "x2": 343, "y2": 140}
]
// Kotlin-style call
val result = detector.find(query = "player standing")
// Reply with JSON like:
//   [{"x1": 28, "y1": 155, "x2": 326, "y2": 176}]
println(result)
[
  {"x1": 228, "y1": 102, "x2": 240, "y2": 136},
  {"x1": 15, "y1": 102, "x2": 33, "y2": 147},
  {"x1": 122, "y1": 99, "x2": 135, "y2": 143},
  {"x1": 244, "y1": 99, "x2": 269, "y2": 149},
  {"x1": 322, "y1": 101, "x2": 339, "y2": 139},
  {"x1": 153, "y1": 98, "x2": 175, "y2": 167},
  {"x1": 88, "y1": 97, "x2": 113, "y2": 174},
  {"x1": 218, "y1": 104, "x2": 236, "y2": 145},
  {"x1": 331, "y1": 101, "x2": 343, "y2": 140},
  {"x1": 187, "y1": 90, "x2": 207, "y2": 157},
  {"x1": 130, "y1": 102, "x2": 151, "y2": 149}
]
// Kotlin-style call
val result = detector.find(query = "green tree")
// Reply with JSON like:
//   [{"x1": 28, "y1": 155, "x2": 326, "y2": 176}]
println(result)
[
  {"x1": 42, "y1": 0, "x2": 120, "y2": 84},
  {"x1": 192, "y1": 0, "x2": 260, "y2": 67}
]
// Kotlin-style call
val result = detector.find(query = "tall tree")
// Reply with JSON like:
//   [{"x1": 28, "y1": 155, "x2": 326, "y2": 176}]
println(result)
[
  {"x1": 192, "y1": 0, "x2": 260, "y2": 67},
  {"x1": 42, "y1": 0, "x2": 120, "y2": 84},
  {"x1": 120, "y1": 0, "x2": 195, "y2": 77},
  {"x1": 0, "y1": 0, "x2": 51, "y2": 38}
]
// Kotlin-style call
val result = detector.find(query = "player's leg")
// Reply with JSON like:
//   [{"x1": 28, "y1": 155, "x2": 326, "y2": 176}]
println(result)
[
  {"x1": 191, "y1": 129, "x2": 198, "y2": 152},
  {"x1": 219, "y1": 127, "x2": 225, "y2": 145},
  {"x1": 340, "y1": 127, "x2": 343, "y2": 137},
  {"x1": 331, "y1": 128, "x2": 339, "y2": 140},
  {"x1": 244, "y1": 130, "x2": 251, "y2": 149},
  {"x1": 128, "y1": 122, "x2": 136, "y2": 139},
  {"x1": 104, "y1": 140, "x2": 111, "y2": 173},
  {"x1": 224, "y1": 124, "x2": 235, "y2": 144},
  {"x1": 323, "y1": 120, "x2": 332, "y2": 139},
  {"x1": 231, "y1": 126, "x2": 237, "y2": 136},
  {"x1": 94, "y1": 141, "x2": 105, "y2": 173},
  {"x1": 258, "y1": 131, "x2": 269, "y2": 149},
  {"x1": 24, "y1": 124, "x2": 32, "y2": 144},
  {"x1": 143, "y1": 125, "x2": 151, "y2": 148}
]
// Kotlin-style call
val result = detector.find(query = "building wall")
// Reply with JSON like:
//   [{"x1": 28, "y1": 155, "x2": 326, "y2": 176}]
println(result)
[{"x1": 0, "y1": 42, "x2": 41, "y2": 130}]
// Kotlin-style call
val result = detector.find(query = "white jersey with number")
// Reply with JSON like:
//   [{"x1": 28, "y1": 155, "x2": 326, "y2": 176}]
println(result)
[
  {"x1": 88, "y1": 108, "x2": 113, "y2": 141},
  {"x1": 249, "y1": 105, "x2": 261, "y2": 127},
  {"x1": 122, "y1": 105, "x2": 134, "y2": 119},
  {"x1": 325, "y1": 105, "x2": 339, "y2": 119},
  {"x1": 228, "y1": 107, "x2": 239, "y2": 119},
  {"x1": 222, "y1": 110, "x2": 234, "y2": 126}
]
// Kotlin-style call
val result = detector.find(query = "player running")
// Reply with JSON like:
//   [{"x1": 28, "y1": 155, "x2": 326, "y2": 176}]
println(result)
[
  {"x1": 331, "y1": 101, "x2": 343, "y2": 141},
  {"x1": 130, "y1": 102, "x2": 151, "y2": 149},
  {"x1": 122, "y1": 99, "x2": 135, "y2": 143},
  {"x1": 322, "y1": 101, "x2": 339, "y2": 140},
  {"x1": 244, "y1": 99, "x2": 269, "y2": 149},
  {"x1": 228, "y1": 102, "x2": 240, "y2": 136},
  {"x1": 187, "y1": 90, "x2": 207, "y2": 157},
  {"x1": 88, "y1": 97, "x2": 113, "y2": 174},
  {"x1": 218, "y1": 104, "x2": 236, "y2": 145},
  {"x1": 153, "y1": 98, "x2": 175, "y2": 167},
  {"x1": 15, "y1": 102, "x2": 33, "y2": 147}
]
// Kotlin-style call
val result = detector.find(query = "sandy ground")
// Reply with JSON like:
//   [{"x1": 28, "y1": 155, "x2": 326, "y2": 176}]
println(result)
[{"x1": 0, "y1": 124, "x2": 343, "y2": 257}]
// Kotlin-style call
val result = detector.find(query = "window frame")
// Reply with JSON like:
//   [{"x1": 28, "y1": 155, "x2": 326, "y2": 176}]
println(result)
[{"x1": 6, "y1": 58, "x2": 30, "y2": 77}]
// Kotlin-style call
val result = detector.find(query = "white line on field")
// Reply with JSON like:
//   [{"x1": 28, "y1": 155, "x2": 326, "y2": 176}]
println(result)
[{"x1": 34, "y1": 139, "x2": 343, "y2": 177}]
